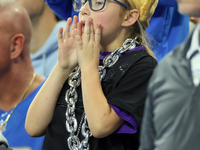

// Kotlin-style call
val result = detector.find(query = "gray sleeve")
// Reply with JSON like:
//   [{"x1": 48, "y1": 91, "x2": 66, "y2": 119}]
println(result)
[
  {"x1": 139, "y1": 79, "x2": 156, "y2": 150},
  {"x1": 0, "y1": 133, "x2": 12, "y2": 150},
  {"x1": 0, "y1": 133, "x2": 8, "y2": 147}
]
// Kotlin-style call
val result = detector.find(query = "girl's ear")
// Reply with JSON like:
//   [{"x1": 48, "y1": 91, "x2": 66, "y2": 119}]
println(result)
[{"x1": 122, "y1": 9, "x2": 139, "y2": 27}]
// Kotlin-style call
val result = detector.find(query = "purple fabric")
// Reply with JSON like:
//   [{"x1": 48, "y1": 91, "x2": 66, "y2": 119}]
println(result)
[
  {"x1": 110, "y1": 104, "x2": 138, "y2": 134},
  {"x1": 99, "y1": 46, "x2": 146, "y2": 61}
]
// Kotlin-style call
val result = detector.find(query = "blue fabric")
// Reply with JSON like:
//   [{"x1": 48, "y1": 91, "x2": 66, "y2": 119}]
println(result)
[
  {"x1": 158, "y1": 0, "x2": 177, "y2": 6},
  {"x1": 146, "y1": 0, "x2": 190, "y2": 62},
  {"x1": 45, "y1": 0, "x2": 78, "y2": 20},
  {"x1": 0, "y1": 81, "x2": 45, "y2": 150},
  {"x1": 31, "y1": 20, "x2": 66, "y2": 77}
]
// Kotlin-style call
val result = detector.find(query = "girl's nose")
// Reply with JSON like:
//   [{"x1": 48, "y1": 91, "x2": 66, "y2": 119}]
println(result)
[{"x1": 80, "y1": 1, "x2": 90, "y2": 15}]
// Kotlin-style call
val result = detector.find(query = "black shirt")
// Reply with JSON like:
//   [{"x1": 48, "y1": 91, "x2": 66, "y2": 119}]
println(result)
[{"x1": 42, "y1": 50, "x2": 157, "y2": 150}]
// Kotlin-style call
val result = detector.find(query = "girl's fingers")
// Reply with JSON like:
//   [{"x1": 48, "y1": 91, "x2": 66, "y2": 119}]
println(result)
[
  {"x1": 95, "y1": 23, "x2": 101, "y2": 45},
  {"x1": 83, "y1": 18, "x2": 91, "y2": 43},
  {"x1": 58, "y1": 27, "x2": 63, "y2": 43},
  {"x1": 64, "y1": 17, "x2": 72, "y2": 39},
  {"x1": 71, "y1": 15, "x2": 78, "y2": 32},
  {"x1": 75, "y1": 29, "x2": 82, "y2": 51},
  {"x1": 77, "y1": 22, "x2": 82, "y2": 40},
  {"x1": 90, "y1": 19, "x2": 94, "y2": 41}
]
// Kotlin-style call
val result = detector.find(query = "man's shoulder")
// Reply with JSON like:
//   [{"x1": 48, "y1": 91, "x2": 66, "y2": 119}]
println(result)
[{"x1": 149, "y1": 43, "x2": 186, "y2": 86}]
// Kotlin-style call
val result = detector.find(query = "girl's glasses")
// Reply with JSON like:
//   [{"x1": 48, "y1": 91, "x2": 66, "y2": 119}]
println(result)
[{"x1": 73, "y1": 0, "x2": 133, "y2": 12}]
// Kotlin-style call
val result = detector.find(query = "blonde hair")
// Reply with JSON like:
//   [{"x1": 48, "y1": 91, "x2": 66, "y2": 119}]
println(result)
[
  {"x1": 129, "y1": 20, "x2": 155, "y2": 58},
  {"x1": 121, "y1": 0, "x2": 155, "y2": 58}
]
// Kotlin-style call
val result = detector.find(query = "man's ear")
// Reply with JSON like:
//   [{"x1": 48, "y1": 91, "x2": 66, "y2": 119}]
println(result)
[
  {"x1": 122, "y1": 9, "x2": 139, "y2": 27},
  {"x1": 10, "y1": 34, "x2": 25, "y2": 59}
]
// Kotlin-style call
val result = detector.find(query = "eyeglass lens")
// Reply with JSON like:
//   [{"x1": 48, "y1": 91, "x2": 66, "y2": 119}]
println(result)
[{"x1": 73, "y1": 0, "x2": 105, "y2": 12}]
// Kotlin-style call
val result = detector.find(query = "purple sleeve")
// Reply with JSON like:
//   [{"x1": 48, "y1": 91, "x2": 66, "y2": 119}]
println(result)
[{"x1": 110, "y1": 104, "x2": 138, "y2": 134}]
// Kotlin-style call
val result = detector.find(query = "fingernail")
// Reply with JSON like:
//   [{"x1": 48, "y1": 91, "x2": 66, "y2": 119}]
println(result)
[{"x1": 98, "y1": 23, "x2": 101, "y2": 28}]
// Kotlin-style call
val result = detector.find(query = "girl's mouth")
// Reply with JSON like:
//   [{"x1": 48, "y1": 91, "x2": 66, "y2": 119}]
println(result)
[{"x1": 81, "y1": 21, "x2": 85, "y2": 33}]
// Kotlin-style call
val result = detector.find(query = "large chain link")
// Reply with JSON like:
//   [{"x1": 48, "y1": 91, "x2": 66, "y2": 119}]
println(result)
[{"x1": 65, "y1": 38, "x2": 138, "y2": 150}]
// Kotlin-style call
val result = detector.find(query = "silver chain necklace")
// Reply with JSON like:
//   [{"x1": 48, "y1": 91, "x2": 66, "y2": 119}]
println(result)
[{"x1": 65, "y1": 38, "x2": 138, "y2": 150}]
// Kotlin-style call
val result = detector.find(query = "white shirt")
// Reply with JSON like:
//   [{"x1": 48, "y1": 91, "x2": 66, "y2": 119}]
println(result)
[{"x1": 186, "y1": 22, "x2": 200, "y2": 86}]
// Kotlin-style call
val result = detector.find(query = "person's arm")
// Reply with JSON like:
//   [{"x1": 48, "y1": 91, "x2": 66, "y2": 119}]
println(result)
[
  {"x1": 139, "y1": 77, "x2": 156, "y2": 150},
  {"x1": 80, "y1": 60, "x2": 156, "y2": 138},
  {"x1": 75, "y1": 18, "x2": 157, "y2": 138},
  {"x1": 25, "y1": 65, "x2": 72, "y2": 137},
  {"x1": 74, "y1": 18, "x2": 125, "y2": 138},
  {"x1": 25, "y1": 16, "x2": 79, "y2": 137},
  {"x1": 81, "y1": 66, "x2": 125, "y2": 138}
]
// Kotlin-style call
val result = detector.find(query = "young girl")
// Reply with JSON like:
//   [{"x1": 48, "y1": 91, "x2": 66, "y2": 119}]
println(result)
[{"x1": 25, "y1": 0, "x2": 158, "y2": 149}]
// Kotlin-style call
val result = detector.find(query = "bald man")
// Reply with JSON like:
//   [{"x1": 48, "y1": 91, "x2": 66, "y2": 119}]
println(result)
[{"x1": 0, "y1": 0, "x2": 45, "y2": 149}]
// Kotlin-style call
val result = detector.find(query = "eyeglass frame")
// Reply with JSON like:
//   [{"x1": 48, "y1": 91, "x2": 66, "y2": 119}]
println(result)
[{"x1": 73, "y1": 0, "x2": 133, "y2": 12}]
